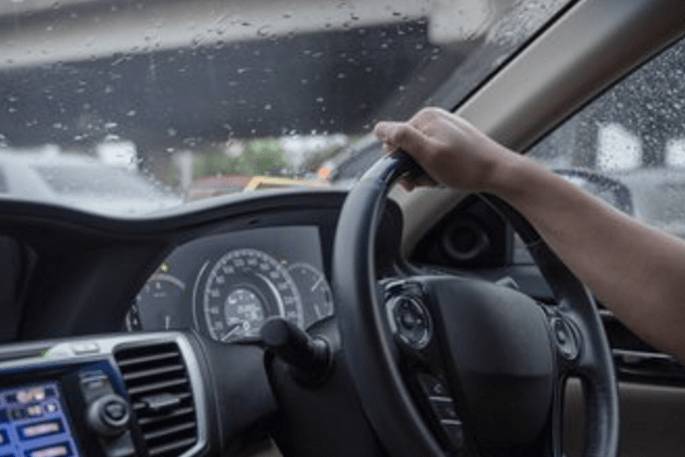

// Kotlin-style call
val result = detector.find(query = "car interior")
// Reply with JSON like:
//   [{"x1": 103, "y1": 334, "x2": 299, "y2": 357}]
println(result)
[{"x1": 1, "y1": 1, "x2": 685, "y2": 457}]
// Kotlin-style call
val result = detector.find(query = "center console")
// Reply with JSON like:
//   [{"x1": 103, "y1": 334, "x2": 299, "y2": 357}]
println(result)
[{"x1": 0, "y1": 334, "x2": 206, "y2": 457}]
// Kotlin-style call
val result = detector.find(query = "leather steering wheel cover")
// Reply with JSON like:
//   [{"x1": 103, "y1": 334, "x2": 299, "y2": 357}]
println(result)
[
  {"x1": 333, "y1": 170, "x2": 444, "y2": 456},
  {"x1": 333, "y1": 152, "x2": 619, "y2": 457}
]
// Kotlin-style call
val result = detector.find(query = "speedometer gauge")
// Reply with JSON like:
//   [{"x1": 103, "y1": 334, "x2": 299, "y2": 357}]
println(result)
[
  {"x1": 202, "y1": 248, "x2": 303, "y2": 343},
  {"x1": 288, "y1": 262, "x2": 334, "y2": 327}
]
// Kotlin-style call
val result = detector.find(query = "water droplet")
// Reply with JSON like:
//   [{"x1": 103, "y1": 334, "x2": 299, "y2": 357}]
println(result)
[{"x1": 126, "y1": 109, "x2": 137, "y2": 117}]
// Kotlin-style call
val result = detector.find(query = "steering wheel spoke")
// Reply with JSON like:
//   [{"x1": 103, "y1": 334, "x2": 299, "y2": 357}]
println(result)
[
  {"x1": 383, "y1": 279, "x2": 467, "y2": 453},
  {"x1": 333, "y1": 153, "x2": 618, "y2": 457}
]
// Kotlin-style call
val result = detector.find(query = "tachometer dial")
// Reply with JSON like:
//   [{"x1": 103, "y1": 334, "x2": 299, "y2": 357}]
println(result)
[
  {"x1": 126, "y1": 273, "x2": 186, "y2": 331},
  {"x1": 202, "y1": 248, "x2": 303, "y2": 343},
  {"x1": 288, "y1": 262, "x2": 334, "y2": 327}
]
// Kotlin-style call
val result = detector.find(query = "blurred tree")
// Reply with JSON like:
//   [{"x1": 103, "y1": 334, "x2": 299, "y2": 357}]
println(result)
[
  {"x1": 193, "y1": 139, "x2": 288, "y2": 178},
  {"x1": 234, "y1": 139, "x2": 288, "y2": 176}
]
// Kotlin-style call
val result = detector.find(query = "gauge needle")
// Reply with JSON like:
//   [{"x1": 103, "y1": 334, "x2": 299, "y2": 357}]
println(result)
[
  {"x1": 222, "y1": 323, "x2": 242, "y2": 342},
  {"x1": 164, "y1": 315, "x2": 171, "y2": 330},
  {"x1": 311, "y1": 277, "x2": 322, "y2": 292}
]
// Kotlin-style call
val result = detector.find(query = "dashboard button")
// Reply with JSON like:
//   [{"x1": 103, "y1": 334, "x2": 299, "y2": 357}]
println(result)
[
  {"x1": 104, "y1": 401, "x2": 127, "y2": 422},
  {"x1": 87, "y1": 395, "x2": 130, "y2": 436},
  {"x1": 71, "y1": 342, "x2": 100, "y2": 355}
]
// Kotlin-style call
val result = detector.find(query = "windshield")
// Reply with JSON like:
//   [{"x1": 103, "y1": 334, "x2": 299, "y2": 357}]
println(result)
[{"x1": 0, "y1": 0, "x2": 567, "y2": 216}]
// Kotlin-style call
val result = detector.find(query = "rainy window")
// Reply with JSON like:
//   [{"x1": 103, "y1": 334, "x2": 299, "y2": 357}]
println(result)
[
  {"x1": 0, "y1": 0, "x2": 568, "y2": 216},
  {"x1": 529, "y1": 36, "x2": 685, "y2": 239}
]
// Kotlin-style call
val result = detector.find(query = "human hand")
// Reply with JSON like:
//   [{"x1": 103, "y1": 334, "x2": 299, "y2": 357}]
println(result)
[{"x1": 373, "y1": 108, "x2": 519, "y2": 192}]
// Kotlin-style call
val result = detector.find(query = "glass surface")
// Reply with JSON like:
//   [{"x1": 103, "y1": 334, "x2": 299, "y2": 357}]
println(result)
[
  {"x1": 0, "y1": 0, "x2": 567, "y2": 216},
  {"x1": 529, "y1": 35, "x2": 685, "y2": 239}
]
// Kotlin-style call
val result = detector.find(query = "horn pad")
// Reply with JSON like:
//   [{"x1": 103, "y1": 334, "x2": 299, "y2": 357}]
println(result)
[{"x1": 426, "y1": 277, "x2": 555, "y2": 446}]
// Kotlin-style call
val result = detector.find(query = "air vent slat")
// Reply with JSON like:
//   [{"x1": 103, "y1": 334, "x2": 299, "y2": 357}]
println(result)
[
  {"x1": 137, "y1": 406, "x2": 195, "y2": 426},
  {"x1": 122, "y1": 364, "x2": 186, "y2": 382},
  {"x1": 148, "y1": 437, "x2": 198, "y2": 457},
  {"x1": 127, "y1": 377, "x2": 189, "y2": 396},
  {"x1": 116, "y1": 351, "x2": 180, "y2": 368},
  {"x1": 114, "y1": 341, "x2": 198, "y2": 457},
  {"x1": 143, "y1": 421, "x2": 197, "y2": 441}
]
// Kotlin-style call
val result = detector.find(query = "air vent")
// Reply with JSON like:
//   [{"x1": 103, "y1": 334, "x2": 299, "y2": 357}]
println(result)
[
  {"x1": 115, "y1": 341, "x2": 198, "y2": 457},
  {"x1": 600, "y1": 309, "x2": 685, "y2": 385}
]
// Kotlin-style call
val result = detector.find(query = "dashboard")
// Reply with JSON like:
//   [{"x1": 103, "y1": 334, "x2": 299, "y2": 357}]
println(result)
[
  {"x1": 126, "y1": 226, "x2": 334, "y2": 343},
  {"x1": 0, "y1": 190, "x2": 405, "y2": 457}
]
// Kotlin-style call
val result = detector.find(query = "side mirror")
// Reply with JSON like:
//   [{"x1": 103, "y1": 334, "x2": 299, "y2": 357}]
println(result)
[{"x1": 554, "y1": 168, "x2": 634, "y2": 216}]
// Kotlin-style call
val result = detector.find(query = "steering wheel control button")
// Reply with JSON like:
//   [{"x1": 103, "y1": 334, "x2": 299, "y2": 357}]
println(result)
[
  {"x1": 386, "y1": 295, "x2": 433, "y2": 350},
  {"x1": 417, "y1": 373, "x2": 449, "y2": 398},
  {"x1": 430, "y1": 397, "x2": 459, "y2": 421},
  {"x1": 552, "y1": 318, "x2": 580, "y2": 360},
  {"x1": 440, "y1": 419, "x2": 465, "y2": 448}
]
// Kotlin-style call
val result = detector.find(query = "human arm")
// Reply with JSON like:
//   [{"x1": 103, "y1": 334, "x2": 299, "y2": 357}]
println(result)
[{"x1": 375, "y1": 107, "x2": 685, "y2": 361}]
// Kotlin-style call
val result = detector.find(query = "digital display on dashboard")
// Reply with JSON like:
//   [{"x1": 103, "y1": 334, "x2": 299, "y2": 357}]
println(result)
[{"x1": 0, "y1": 383, "x2": 80, "y2": 457}]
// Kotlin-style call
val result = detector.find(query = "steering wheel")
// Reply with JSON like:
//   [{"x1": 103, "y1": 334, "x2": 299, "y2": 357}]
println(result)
[{"x1": 332, "y1": 152, "x2": 619, "y2": 457}]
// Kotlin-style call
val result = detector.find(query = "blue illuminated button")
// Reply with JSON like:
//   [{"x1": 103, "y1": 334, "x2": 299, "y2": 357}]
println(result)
[
  {"x1": 25, "y1": 441, "x2": 73, "y2": 457},
  {"x1": 10, "y1": 404, "x2": 44, "y2": 421},
  {"x1": 18, "y1": 419, "x2": 65, "y2": 441},
  {"x1": 43, "y1": 401, "x2": 59, "y2": 415},
  {"x1": 7, "y1": 386, "x2": 54, "y2": 405}
]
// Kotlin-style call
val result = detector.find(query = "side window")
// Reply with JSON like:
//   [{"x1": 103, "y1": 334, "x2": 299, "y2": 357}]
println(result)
[
  {"x1": 529, "y1": 36, "x2": 685, "y2": 240},
  {"x1": 0, "y1": 167, "x2": 7, "y2": 193}
]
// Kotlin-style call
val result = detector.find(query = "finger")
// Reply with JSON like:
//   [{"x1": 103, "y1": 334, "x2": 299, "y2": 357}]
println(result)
[
  {"x1": 410, "y1": 107, "x2": 468, "y2": 132},
  {"x1": 399, "y1": 174, "x2": 437, "y2": 192},
  {"x1": 399, "y1": 177, "x2": 415, "y2": 192},
  {"x1": 374, "y1": 121, "x2": 436, "y2": 161}
]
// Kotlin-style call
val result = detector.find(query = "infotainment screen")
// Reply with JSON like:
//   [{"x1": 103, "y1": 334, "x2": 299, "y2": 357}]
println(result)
[{"x1": 0, "y1": 383, "x2": 80, "y2": 457}]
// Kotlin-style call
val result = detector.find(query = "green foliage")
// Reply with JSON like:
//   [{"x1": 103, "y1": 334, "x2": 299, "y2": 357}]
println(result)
[{"x1": 193, "y1": 139, "x2": 289, "y2": 178}]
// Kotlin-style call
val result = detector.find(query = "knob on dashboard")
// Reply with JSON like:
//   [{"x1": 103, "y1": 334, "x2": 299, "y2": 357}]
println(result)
[{"x1": 87, "y1": 394, "x2": 131, "y2": 437}]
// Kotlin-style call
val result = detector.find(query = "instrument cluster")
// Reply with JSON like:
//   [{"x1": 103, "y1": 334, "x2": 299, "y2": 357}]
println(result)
[{"x1": 126, "y1": 226, "x2": 334, "y2": 343}]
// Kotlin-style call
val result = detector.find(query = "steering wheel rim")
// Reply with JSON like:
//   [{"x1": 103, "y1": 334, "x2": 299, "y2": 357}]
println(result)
[{"x1": 332, "y1": 151, "x2": 619, "y2": 457}]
